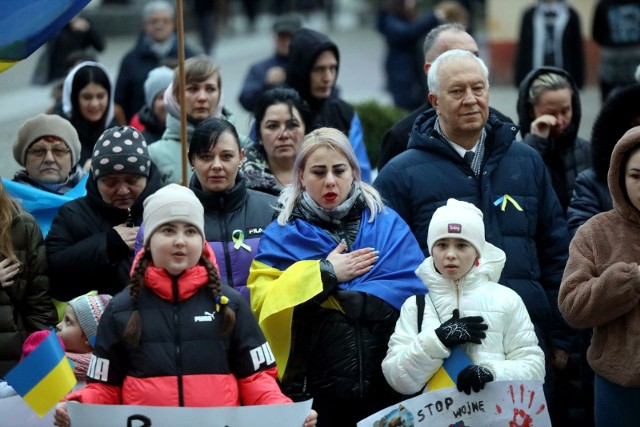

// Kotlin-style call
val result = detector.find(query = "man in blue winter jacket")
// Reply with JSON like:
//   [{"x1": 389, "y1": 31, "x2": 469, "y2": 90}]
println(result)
[{"x1": 374, "y1": 49, "x2": 573, "y2": 415}]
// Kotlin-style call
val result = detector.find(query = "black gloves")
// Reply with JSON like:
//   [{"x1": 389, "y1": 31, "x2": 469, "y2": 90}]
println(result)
[
  {"x1": 457, "y1": 365, "x2": 494, "y2": 394},
  {"x1": 435, "y1": 309, "x2": 488, "y2": 348}
]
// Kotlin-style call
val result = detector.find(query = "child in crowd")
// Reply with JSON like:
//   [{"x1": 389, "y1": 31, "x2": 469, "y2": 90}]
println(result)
[
  {"x1": 53, "y1": 184, "x2": 317, "y2": 427},
  {"x1": 382, "y1": 198, "x2": 545, "y2": 395},
  {"x1": 57, "y1": 294, "x2": 112, "y2": 383},
  {"x1": 0, "y1": 330, "x2": 66, "y2": 398}
]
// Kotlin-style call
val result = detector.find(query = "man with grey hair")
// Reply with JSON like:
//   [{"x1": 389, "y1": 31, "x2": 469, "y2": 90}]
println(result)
[
  {"x1": 114, "y1": 0, "x2": 197, "y2": 122},
  {"x1": 377, "y1": 23, "x2": 512, "y2": 170},
  {"x1": 374, "y1": 49, "x2": 572, "y2": 412}
]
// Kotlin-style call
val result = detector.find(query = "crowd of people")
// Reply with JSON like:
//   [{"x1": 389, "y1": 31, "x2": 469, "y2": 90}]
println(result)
[{"x1": 1, "y1": 1, "x2": 639, "y2": 426}]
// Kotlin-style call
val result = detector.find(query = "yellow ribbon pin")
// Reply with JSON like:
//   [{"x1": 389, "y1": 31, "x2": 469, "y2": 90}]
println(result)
[
  {"x1": 494, "y1": 194, "x2": 523, "y2": 212},
  {"x1": 232, "y1": 229, "x2": 252, "y2": 251}
]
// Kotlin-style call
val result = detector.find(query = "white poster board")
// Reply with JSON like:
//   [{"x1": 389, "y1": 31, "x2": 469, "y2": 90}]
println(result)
[
  {"x1": 0, "y1": 395, "x2": 55, "y2": 427},
  {"x1": 358, "y1": 380, "x2": 550, "y2": 427},
  {"x1": 67, "y1": 399, "x2": 312, "y2": 427}
]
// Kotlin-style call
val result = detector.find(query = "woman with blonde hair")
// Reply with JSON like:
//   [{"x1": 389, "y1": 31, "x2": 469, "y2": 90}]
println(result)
[
  {"x1": 148, "y1": 55, "x2": 245, "y2": 186},
  {"x1": 0, "y1": 181, "x2": 57, "y2": 377},
  {"x1": 249, "y1": 127, "x2": 426, "y2": 426}
]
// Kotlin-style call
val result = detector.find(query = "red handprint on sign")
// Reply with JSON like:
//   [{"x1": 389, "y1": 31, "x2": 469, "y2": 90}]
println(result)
[{"x1": 495, "y1": 384, "x2": 546, "y2": 427}]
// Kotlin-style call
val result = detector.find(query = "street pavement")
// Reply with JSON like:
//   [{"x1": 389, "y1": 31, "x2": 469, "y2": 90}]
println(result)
[{"x1": 0, "y1": 10, "x2": 599, "y2": 179}]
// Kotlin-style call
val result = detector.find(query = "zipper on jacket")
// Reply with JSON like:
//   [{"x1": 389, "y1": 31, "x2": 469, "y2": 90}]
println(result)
[
  {"x1": 172, "y1": 276, "x2": 185, "y2": 406},
  {"x1": 355, "y1": 321, "x2": 364, "y2": 398},
  {"x1": 218, "y1": 196, "x2": 234, "y2": 288},
  {"x1": 454, "y1": 279, "x2": 461, "y2": 310}
]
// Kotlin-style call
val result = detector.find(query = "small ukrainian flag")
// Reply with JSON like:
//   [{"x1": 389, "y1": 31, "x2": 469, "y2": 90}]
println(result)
[
  {"x1": 5, "y1": 332, "x2": 76, "y2": 416},
  {"x1": 426, "y1": 346, "x2": 472, "y2": 391}
]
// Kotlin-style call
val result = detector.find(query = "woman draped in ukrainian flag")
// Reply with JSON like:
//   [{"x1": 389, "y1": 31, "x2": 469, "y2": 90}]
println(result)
[{"x1": 248, "y1": 127, "x2": 427, "y2": 427}]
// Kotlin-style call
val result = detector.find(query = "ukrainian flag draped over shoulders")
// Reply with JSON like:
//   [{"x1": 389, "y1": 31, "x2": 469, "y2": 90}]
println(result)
[
  {"x1": 2, "y1": 175, "x2": 88, "y2": 237},
  {"x1": 0, "y1": 0, "x2": 91, "y2": 73},
  {"x1": 248, "y1": 207, "x2": 427, "y2": 377}
]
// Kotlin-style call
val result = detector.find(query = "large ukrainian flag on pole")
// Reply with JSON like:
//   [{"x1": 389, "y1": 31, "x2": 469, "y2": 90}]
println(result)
[
  {"x1": 0, "y1": 0, "x2": 91, "y2": 73},
  {"x1": 5, "y1": 332, "x2": 76, "y2": 417}
]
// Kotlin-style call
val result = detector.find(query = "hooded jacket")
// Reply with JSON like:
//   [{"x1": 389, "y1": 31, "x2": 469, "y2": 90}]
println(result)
[
  {"x1": 559, "y1": 126, "x2": 640, "y2": 387},
  {"x1": 0, "y1": 208, "x2": 57, "y2": 377},
  {"x1": 45, "y1": 164, "x2": 161, "y2": 301},
  {"x1": 567, "y1": 83, "x2": 640, "y2": 235},
  {"x1": 55, "y1": 61, "x2": 118, "y2": 166},
  {"x1": 374, "y1": 113, "x2": 571, "y2": 354},
  {"x1": 517, "y1": 66, "x2": 591, "y2": 213},
  {"x1": 382, "y1": 243, "x2": 545, "y2": 395},
  {"x1": 66, "y1": 244, "x2": 291, "y2": 407},
  {"x1": 285, "y1": 28, "x2": 372, "y2": 183}
]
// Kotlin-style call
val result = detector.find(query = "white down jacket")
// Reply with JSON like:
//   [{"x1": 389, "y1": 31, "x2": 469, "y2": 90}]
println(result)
[{"x1": 382, "y1": 242, "x2": 545, "y2": 395}]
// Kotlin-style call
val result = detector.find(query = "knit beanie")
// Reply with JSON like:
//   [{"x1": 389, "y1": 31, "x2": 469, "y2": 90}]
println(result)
[
  {"x1": 144, "y1": 66, "x2": 174, "y2": 110},
  {"x1": 91, "y1": 126, "x2": 152, "y2": 179},
  {"x1": 143, "y1": 183, "x2": 205, "y2": 246},
  {"x1": 21, "y1": 330, "x2": 65, "y2": 361},
  {"x1": 427, "y1": 198, "x2": 485, "y2": 257},
  {"x1": 68, "y1": 294, "x2": 112, "y2": 347},
  {"x1": 13, "y1": 114, "x2": 81, "y2": 166}
]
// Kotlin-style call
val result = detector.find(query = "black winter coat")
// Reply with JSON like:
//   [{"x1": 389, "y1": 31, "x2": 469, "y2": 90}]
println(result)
[
  {"x1": 45, "y1": 165, "x2": 161, "y2": 301},
  {"x1": 0, "y1": 209, "x2": 57, "y2": 377},
  {"x1": 189, "y1": 175, "x2": 277, "y2": 301},
  {"x1": 114, "y1": 33, "x2": 197, "y2": 121}
]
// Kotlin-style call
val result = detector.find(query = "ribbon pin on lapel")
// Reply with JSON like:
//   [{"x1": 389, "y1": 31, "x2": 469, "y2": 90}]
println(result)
[
  {"x1": 493, "y1": 194, "x2": 523, "y2": 212},
  {"x1": 232, "y1": 229, "x2": 252, "y2": 251}
]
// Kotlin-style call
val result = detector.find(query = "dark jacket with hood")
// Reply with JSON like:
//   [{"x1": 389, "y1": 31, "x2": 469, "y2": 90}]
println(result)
[
  {"x1": 286, "y1": 28, "x2": 372, "y2": 183},
  {"x1": 517, "y1": 66, "x2": 591, "y2": 213},
  {"x1": 45, "y1": 164, "x2": 161, "y2": 301},
  {"x1": 378, "y1": 103, "x2": 514, "y2": 171},
  {"x1": 374, "y1": 112, "x2": 572, "y2": 355},
  {"x1": 567, "y1": 84, "x2": 640, "y2": 236}
]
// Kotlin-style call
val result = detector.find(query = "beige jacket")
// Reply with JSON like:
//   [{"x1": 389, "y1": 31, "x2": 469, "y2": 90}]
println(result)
[{"x1": 559, "y1": 126, "x2": 640, "y2": 387}]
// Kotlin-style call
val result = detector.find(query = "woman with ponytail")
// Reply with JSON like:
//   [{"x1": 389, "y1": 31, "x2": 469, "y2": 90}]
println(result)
[{"x1": 54, "y1": 184, "x2": 317, "y2": 427}]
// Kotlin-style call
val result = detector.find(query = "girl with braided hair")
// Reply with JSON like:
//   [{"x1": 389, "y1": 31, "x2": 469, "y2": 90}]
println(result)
[{"x1": 54, "y1": 183, "x2": 317, "y2": 427}]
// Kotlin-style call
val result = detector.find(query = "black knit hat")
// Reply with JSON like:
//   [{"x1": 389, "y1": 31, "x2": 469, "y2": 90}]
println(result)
[{"x1": 91, "y1": 126, "x2": 152, "y2": 179}]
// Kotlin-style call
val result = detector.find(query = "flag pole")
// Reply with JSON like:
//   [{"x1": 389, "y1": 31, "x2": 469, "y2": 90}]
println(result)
[{"x1": 175, "y1": 0, "x2": 188, "y2": 187}]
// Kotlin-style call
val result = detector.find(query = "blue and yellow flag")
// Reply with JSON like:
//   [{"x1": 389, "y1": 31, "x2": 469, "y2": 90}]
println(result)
[
  {"x1": 5, "y1": 331, "x2": 76, "y2": 417},
  {"x1": 426, "y1": 347, "x2": 472, "y2": 391},
  {"x1": 0, "y1": 0, "x2": 91, "y2": 73},
  {"x1": 2, "y1": 176, "x2": 88, "y2": 237}
]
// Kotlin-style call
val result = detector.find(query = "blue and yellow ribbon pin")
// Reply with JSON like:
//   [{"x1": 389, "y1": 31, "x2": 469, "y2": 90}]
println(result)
[
  {"x1": 493, "y1": 194, "x2": 523, "y2": 212},
  {"x1": 232, "y1": 229, "x2": 251, "y2": 251}
]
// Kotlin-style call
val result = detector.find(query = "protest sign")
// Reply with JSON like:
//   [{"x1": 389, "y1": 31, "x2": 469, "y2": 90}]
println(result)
[
  {"x1": 358, "y1": 380, "x2": 550, "y2": 427},
  {"x1": 67, "y1": 399, "x2": 313, "y2": 427}
]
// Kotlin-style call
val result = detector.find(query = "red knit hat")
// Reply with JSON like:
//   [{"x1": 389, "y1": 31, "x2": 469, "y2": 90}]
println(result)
[{"x1": 21, "y1": 330, "x2": 65, "y2": 361}]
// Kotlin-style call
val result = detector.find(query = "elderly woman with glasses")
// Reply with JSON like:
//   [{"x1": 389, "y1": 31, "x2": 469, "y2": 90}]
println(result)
[{"x1": 11, "y1": 114, "x2": 86, "y2": 195}]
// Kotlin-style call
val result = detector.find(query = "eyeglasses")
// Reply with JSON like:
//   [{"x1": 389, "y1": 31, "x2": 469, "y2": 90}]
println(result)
[{"x1": 27, "y1": 146, "x2": 71, "y2": 159}]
